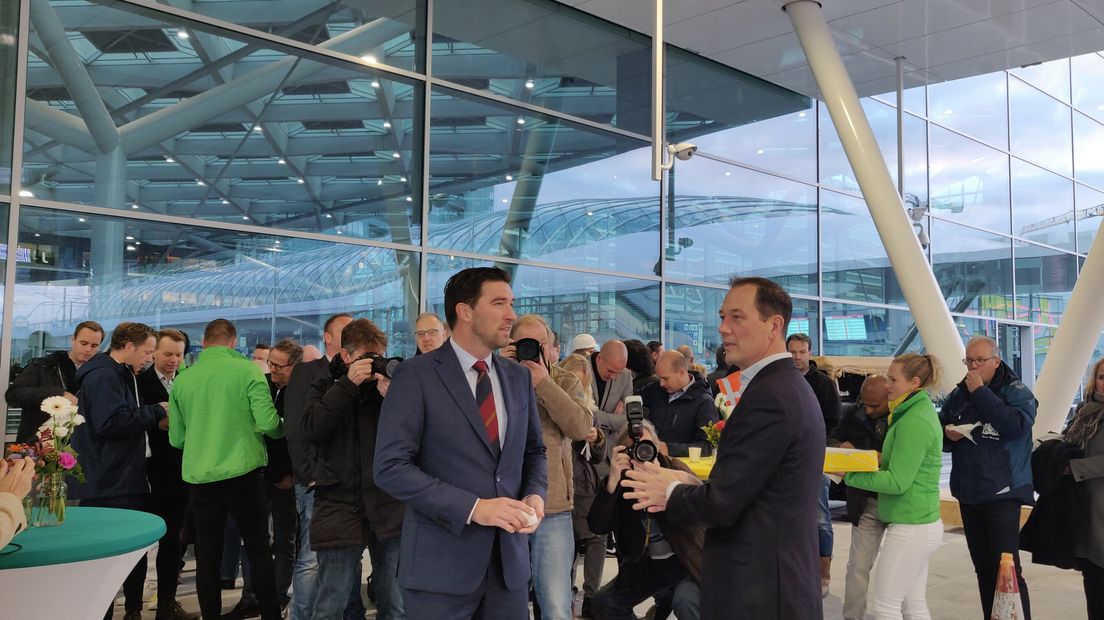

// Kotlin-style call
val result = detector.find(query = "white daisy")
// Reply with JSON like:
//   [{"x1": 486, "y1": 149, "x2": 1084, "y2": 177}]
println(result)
[{"x1": 41, "y1": 396, "x2": 72, "y2": 416}]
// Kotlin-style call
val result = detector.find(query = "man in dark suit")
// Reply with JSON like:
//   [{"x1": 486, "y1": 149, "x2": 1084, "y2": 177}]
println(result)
[
  {"x1": 622, "y1": 276, "x2": 825, "y2": 620},
  {"x1": 374, "y1": 266, "x2": 548, "y2": 619},
  {"x1": 137, "y1": 328, "x2": 197, "y2": 620}
]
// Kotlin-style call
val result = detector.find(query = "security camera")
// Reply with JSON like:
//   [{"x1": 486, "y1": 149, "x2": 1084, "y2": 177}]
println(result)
[{"x1": 668, "y1": 142, "x2": 697, "y2": 161}]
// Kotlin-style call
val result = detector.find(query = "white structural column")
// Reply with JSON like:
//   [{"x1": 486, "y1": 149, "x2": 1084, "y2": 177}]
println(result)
[
  {"x1": 1033, "y1": 219, "x2": 1104, "y2": 435},
  {"x1": 784, "y1": 0, "x2": 966, "y2": 393}
]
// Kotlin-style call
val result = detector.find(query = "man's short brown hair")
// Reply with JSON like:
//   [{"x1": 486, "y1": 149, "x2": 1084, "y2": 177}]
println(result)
[
  {"x1": 109, "y1": 322, "x2": 157, "y2": 350},
  {"x1": 728, "y1": 276, "x2": 793, "y2": 332},
  {"x1": 272, "y1": 338, "x2": 303, "y2": 365},
  {"x1": 73, "y1": 321, "x2": 105, "y2": 339},
  {"x1": 157, "y1": 328, "x2": 186, "y2": 346},
  {"x1": 203, "y1": 319, "x2": 237, "y2": 344},
  {"x1": 341, "y1": 319, "x2": 387, "y2": 353}
]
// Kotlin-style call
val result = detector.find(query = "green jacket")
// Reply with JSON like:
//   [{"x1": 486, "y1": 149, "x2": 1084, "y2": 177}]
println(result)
[
  {"x1": 845, "y1": 390, "x2": 942, "y2": 525},
  {"x1": 168, "y1": 346, "x2": 283, "y2": 484}
]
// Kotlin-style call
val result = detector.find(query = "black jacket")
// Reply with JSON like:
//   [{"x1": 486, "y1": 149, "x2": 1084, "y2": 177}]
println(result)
[
  {"x1": 284, "y1": 357, "x2": 330, "y2": 485},
  {"x1": 1020, "y1": 439, "x2": 1083, "y2": 569},
  {"x1": 300, "y1": 356, "x2": 404, "y2": 549},
  {"x1": 828, "y1": 401, "x2": 889, "y2": 525},
  {"x1": 632, "y1": 373, "x2": 658, "y2": 396},
  {"x1": 136, "y1": 366, "x2": 184, "y2": 494},
  {"x1": 705, "y1": 365, "x2": 730, "y2": 397},
  {"x1": 7, "y1": 351, "x2": 77, "y2": 443},
  {"x1": 641, "y1": 379, "x2": 719, "y2": 457},
  {"x1": 70, "y1": 353, "x2": 166, "y2": 499},
  {"x1": 264, "y1": 376, "x2": 294, "y2": 486},
  {"x1": 804, "y1": 361, "x2": 841, "y2": 437}
]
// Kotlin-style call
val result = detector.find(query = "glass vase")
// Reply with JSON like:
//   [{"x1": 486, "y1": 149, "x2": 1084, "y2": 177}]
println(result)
[{"x1": 31, "y1": 472, "x2": 67, "y2": 527}]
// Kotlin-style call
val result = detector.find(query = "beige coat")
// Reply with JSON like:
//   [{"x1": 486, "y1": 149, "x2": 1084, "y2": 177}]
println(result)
[{"x1": 536, "y1": 365, "x2": 595, "y2": 514}]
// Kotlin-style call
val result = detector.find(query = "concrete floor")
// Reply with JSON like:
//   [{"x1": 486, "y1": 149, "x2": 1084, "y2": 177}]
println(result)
[{"x1": 116, "y1": 521, "x2": 1089, "y2": 619}]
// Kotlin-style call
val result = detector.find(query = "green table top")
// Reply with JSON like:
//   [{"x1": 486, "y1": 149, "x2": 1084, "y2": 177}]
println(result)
[{"x1": 0, "y1": 507, "x2": 166, "y2": 569}]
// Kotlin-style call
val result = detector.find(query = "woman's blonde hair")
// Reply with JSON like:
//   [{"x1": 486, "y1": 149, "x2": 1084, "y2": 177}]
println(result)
[
  {"x1": 558, "y1": 353, "x2": 598, "y2": 411},
  {"x1": 1084, "y1": 357, "x2": 1104, "y2": 401},
  {"x1": 892, "y1": 352, "x2": 942, "y2": 393}
]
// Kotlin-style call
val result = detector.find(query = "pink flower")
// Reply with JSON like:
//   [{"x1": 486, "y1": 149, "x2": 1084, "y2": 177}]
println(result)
[{"x1": 58, "y1": 452, "x2": 77, "y2": 470}]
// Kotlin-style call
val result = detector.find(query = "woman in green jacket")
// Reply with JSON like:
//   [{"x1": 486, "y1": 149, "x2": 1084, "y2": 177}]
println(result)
[{"x1": 843, "y1": 352, "x2": 944, "y2": 620}]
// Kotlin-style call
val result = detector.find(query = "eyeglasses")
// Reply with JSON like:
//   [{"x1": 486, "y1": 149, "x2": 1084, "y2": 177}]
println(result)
[
  {"x1": 414, "y1": 329, "x2": 441, "y2": 338},
  {"x1": 268, "y1": 359, "x2": 292, "y2": 371},
  {"x1": 962, "y1": 356, "x2": 995, "y2": 366}
]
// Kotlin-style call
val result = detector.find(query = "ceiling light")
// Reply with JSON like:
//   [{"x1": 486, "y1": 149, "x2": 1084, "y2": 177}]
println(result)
[
  {"x1": 274, "y1": 240, "x2": 280, "y2": 244},
  {"x1": 297, "y1": 178, "x2": 305, "y2": 184},
  {"x1": 586, "y1": 211, "x2": 593, "y2": 216},
  {"x1": 196, "y1": 180, "x2": 205, "y2": 186},
  {"x1": 501, "y1": 199, "x2": 508, "y2": 204},
  {"x1": 382, "y1": 121, "x2": 392, "y2": 128},
  {"x1": 371, "y1": 80, "x2": 381, "y2": 88},
  {"x1": 126, "y1": 245, "x2": 137, "y2": 251},
  {"x1": 126, "y1": 235, "x2": 135, "y2": 240},
  {"x1": 392, "y1": 152, "x2": 400, "y2": 158},
  {"x1": 377, "y1": 179, "x2": 384, "y2": 186},
  {"x1": 134, "y1": 241, "x2": 141, "y2": 245},
  {"x1": 34, "y1": 233, "x2": 40, "y2": 237},
  {"x1": 524, "y1": 79, "x2": 534, "y2": 89},
  {"x1": 400, "y1": 176, "x2": 407, "y2": 182},
  {"x1": 405, "y1": 196, "x2": 413, "y2": 202},
  {"x1": 176, "y1": 31, "x2": 189, "y2": 40},
  {"x1": 18, "y1": 189, "x2": 33, "y2": 197},
  {"x1": 253, "y1": 126, "x2": 263, "y2": 133},
  {"x1": 132, "y1": 203, "x2": 140, "y2": 209},
  {"x1": 336, "y1": 230, "x2": 343, "y2": 235},
  {"x1": 361, "y1": 54, "x2": 377, "y2": 64},
  {"x1": 242, "y1": 215, "x2": 249, "y2": 220},
  {"x1": 943, "y1": 108, "x2": 953, "y2": 115},
  {"x1": 517, "y1": 118, "x2": 526, "y2": 125},
  {"x1": 756, "y1": 149, "x2": 764, "y2": 155},
  {"x1": 165, "y1": 156, "x2": 174, "y2": 163},
  {"x1": 725, "y1": 171, "x2": 731, "y2": 176},
  {"x1": 325, "y1": 213, "x2": 333, "y2": 218},
  {"x1": 78, "y1": 218, "x2": 86, "y2": 222},
  {"x1": 221, "y1": 199, "x2": 229, "y2": 204},
  {"x1": 277, "y1": 158, "x2": 286, "y2": 164},
  {"x1": 798, "y1": 111, "x2": 807, "y2": 118},
  {"x1": 505, "y1": 174, "x2": 513, "y2": 181}
]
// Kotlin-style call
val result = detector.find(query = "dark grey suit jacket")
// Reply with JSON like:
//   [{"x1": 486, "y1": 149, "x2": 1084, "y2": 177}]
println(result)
[
  {"x1": 373, "y1": 340, "x2": 548, "y2": 595},
  {"x1": 667, "y1": 357, "x2": 825, "y2": 620},
  {"x1": 284, "y1": 357, "x2": 330, "y2": 485}
]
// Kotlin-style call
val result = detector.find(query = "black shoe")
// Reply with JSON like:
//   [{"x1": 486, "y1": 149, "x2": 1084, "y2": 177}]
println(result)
[
  {"x1": 122, "y1": 611, "x2": 143, "y2": 620},
  {"x1": 156, "y1": 601, "x2": 201, "y2": 620},
  {"x1": 220, "y1": 579, "x2": 238, "y2": 590},
  {"x1": 220, "y1": 600, "x2": 261, "y2": 620}
]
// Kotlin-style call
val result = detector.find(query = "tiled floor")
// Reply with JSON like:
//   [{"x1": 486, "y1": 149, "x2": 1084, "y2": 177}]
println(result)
[{"x1": 117, "y1": 521, "x2": 1088, "y2": 619}]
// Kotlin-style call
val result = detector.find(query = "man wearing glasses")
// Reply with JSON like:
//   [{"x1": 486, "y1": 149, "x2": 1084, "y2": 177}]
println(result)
[
  {"x1": 941, "y1": 336, "x2": 1037, "y2": 620},
  {"x1": 414, "y1": 312, "x2": 449, "y2": 354}
]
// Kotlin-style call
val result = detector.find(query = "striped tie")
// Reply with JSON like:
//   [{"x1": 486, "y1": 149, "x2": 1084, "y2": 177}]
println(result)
[{"x1": 472, "y1": 360, "x2": 499, "y2": 446}]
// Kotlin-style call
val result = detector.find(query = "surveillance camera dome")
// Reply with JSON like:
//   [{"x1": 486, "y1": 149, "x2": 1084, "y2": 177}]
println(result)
[{"x1": 669, "y1": 142, "x2": 698, "y2": 161}]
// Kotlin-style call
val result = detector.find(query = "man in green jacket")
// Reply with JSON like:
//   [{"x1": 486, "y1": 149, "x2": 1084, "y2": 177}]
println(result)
[{"x1": 169, "y1": 319, "x2": 284, "y2": 620}]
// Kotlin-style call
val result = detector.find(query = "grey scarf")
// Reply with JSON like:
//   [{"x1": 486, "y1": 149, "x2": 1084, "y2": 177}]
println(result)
[{"x1": 1066, "y1": 391, "x2": 1104, "y2": 451}]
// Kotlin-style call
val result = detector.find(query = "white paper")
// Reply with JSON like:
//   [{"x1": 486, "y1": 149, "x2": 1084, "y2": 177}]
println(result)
[
  {"x1": 948, "y1": 422, "x2": 982, "y2": 444},
  {"x1": 524, "y1": 512, "x2": 539, "y2": 527}
]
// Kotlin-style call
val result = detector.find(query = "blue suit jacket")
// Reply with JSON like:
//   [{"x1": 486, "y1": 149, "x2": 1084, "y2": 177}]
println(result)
[{"x1": 373, "y1": 339, "x2": 548, "y2": 594}]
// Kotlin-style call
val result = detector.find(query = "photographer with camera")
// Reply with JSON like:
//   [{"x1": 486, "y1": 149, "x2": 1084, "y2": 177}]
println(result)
[
  {"x1": 299, "y1": 318, "x2": 405, "y2": 619},
  {"x1": 640, "y1": 351, "x2": 719, "y2": 458},
  {"x1": 588, "y1": 405, "x2": 704, "y2": 620},
  {"x1": 502, "y1": 315, "x2": 594, "y2": 620}
]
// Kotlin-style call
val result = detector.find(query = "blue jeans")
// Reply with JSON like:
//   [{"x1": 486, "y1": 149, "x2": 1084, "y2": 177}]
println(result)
[
  {"x1": 314, "y1": 538, "x2": 403, "y2": 620},
  {"x1": 291, "y1": 485, "x2": 319, "y2": 620},
  {"x1": 530, "y1": 512, "x2": 574, "y2": 620},
  {"x1": 818, "y1": 474, "x2": 834, "y2": 557},
  {"x1": 367, "y1": 534, "x2": 404, "y2": 620}
]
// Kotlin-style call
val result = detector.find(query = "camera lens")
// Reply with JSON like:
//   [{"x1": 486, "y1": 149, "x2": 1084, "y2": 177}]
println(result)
[
  {"x1": 371, "y1": 356, "x2": 403, "y2": 378},
  {"x1": 632, "y1": 439, "x2": 657, "y2": 463},
  {"x1": 514, "y1": 338, "x2": 542, "y2": 363}
]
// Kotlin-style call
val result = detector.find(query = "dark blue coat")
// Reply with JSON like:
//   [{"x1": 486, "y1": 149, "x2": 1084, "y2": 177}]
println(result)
[
  {"x1": 940, "y1": 361, "x2": 1037, "y2": 505},
  {"x1": 71, "y1": 353, "x2": 165, "y2": 499}
]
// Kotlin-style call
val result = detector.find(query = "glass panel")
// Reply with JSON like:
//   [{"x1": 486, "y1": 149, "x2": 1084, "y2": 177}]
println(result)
[
  {"x1": 665, "y1": 283, "x2": 818, "y2": 368},
  {"x1": 821, "y1": 302, "x2": 917, "y2": 357},
  {"x1": 159, "y1": 0, "x2": 425, "y2": 73},
  {"x1": 1074, "y1": 112, "x2": 1104, "y2": 191},
  {"x1": 1010, "y1": 58, "x2": 1070, "y2": 103},
  {"x1": 426, "y1": 87, "x2": 657, "y2": 276},
  {"x1": 931, "y1": 219, "x2": 1013, "y2": 319},
  {"x1": 22, "y1": 2, "x2": 422, "y2": 242},
  {"x1": 929, "y1": 125, "x2": 1010, "y2": 233},
  {"x1": 663, "y1": 156, "x2": 817, "y2": 294},
  {"x1": 952, "y1": 316, "x2": 998, "y2": 346},
  {"x1": 820, "y1": 190, "x2": 904, "y2": 305},
  {"x1": 1010, "y1": 158, "x2": 1074, "y2": 251},
  {"x1": 693, "y1": 101, "x2": 816, "y2": 183},
  {"x1": 0, "y1": 0, "x2": 16, "y2": 194},
  {"x1": 928, "y1": 72, "x2": 1008, "y2": 148},
  {"x1": 425, "y1": 256, "x2": 661, "y2": 349},
  {"x1": 1072, "y1": 53, "x2": 1104, "y2": 124},
  {"x1": 1013, "y1": 241, "x2": 1076, "y2": 325},
  {"x1": 1008, "y1": 77, "x2": 1072, "y2": 176},
  {"x1": 1077, "y1": 183, "x2": 1104, "y2": 253},
  {"x1": 10, "y1": 208, "x2": 421, "y2": 370},
  {"x1": 819, "y1": 99, "x2": 927, "y2": 203},
  {"x1": 430, "y1": 0, "x2": 809, "y2": 136}
]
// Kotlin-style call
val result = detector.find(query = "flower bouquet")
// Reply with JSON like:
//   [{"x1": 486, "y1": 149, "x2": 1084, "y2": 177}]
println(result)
[
  {"x1": 6, "y1": 396, "x2": 86, "y2": 526},
  {"x1": 702, "y1": 419, "x2": 726, "y2": 451}
]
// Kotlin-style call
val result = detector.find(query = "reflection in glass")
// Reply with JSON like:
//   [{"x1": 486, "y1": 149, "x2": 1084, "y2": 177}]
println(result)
[
  {"x1": 1074, "y1": 112, "x2": 1104, "y2": 191},
  {"x1": 663, "y1": 157, "x2": 817, "y2": 294},
  {"x1": 928, "y1": 72, "x2": 1008, "y2": 148},
  {"x1": 952, "y1": 316, "x2": 998, "y2": 347},
  {"x1": 821, "y1": 302, "x2": 917, "y2": 357},
  {"x1": 694, "y1": 102, "x2": 816, "y2": 182},
  {"x1": 425, "y1": 255, "x2": 660, "y2": 352},
  {"x1": 22, "y1": 1, "x2": 422, "y2": 241},
  {"x1": 1009, "y1": 77, "x2": 1071, "y2": 176},
  {"x1": 665, "y1": 283, "x2": 817, "y2": 368},
  {"x1": 931, "y1": 219, "x2": 1013, "y2": 319},
  {"x1": 426, "y1": 87, "x2": 657, "y2": 276},
  {"x1": 1076, "y1": 183, "x2": 1104, "y2": 254},
  {"x1": 1011, "y1": 58, "x2": 1070, "y2": 104},
  {"x1": 820, "y1": 190, "x2": 903, "y2": 306},
  {"x1": 1013, "y1": 241, "x2": 1077, "y2": 325},
  {"x1": 0, "y1": 0, "x2": 16, "y2": 193},
  {"x1": 929, "y1": 126, "x2": 1010, "y2": 233},
  {"x1": 1073, "y1": 53, "x2": 1104, "y2": 124},
  {"x1": 1011, "y1": 159, "x2": 1074, "y2": 251},
  {"x1": 11, "y1": 207, "x2": 421, "y2": 364},
  {"x1": 820, "y1": 99, "x2": 926, "y2": 203}
]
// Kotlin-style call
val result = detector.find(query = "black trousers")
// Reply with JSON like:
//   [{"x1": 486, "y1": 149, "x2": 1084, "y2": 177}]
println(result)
[
  {"x1": 1079, "y1": 559, "x2": 1104, "y2": 620},
  {"x1": 240, "y1": 483, "x2": 297, "y2": 604},
  {"x1": 590, "y1": 556, "x2": 685, "y2": 620},
  {"x1": 149, "y1": 473, "x2": 190, "y2": 608},
  {"x1": 960, "y1": 499, "x2": 1031, "y2": 620},
  {"x1": 81, "y1": 494, "x2": 151, "y2": 618},
  {"x1": 190, "y1": 469, "x2": 281, "y2": 620}
]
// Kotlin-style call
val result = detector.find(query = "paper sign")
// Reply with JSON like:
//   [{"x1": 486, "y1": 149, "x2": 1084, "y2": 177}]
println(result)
[{"x1": 717, "y1": 370, "x2": 743, "y2": 407}]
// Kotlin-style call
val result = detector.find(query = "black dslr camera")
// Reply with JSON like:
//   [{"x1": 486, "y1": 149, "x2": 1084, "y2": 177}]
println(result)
[
  {"x1": 624, "y1": 395, "x2": 657, "y2": 462},
  {"x1": 513, "y1": 337, "x2": 543, "y2": 363},
  {"x1": 355, "y1": 352, "x2": 404, "y2": 379}
]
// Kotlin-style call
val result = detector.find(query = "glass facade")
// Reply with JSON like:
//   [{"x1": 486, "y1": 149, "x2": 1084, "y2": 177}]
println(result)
[{"x1": 4, "y1": 0, "x2": 1104, "y2": 433}]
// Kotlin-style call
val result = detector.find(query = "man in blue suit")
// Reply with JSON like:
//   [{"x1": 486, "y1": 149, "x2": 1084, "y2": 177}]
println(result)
[{"x1": 374, "y1": 267, "x2": 548, "y2": 619}]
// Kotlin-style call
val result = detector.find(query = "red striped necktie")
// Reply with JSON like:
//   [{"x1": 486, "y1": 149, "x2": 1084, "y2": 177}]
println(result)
[{"x1": 472, "y1": 360, "x2": 499, "y2": 446}]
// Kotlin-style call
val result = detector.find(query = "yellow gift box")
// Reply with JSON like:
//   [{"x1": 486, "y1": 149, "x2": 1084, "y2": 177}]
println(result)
[{"x1": 824, "y1": 447, "x2": 879, "y2": 473}]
